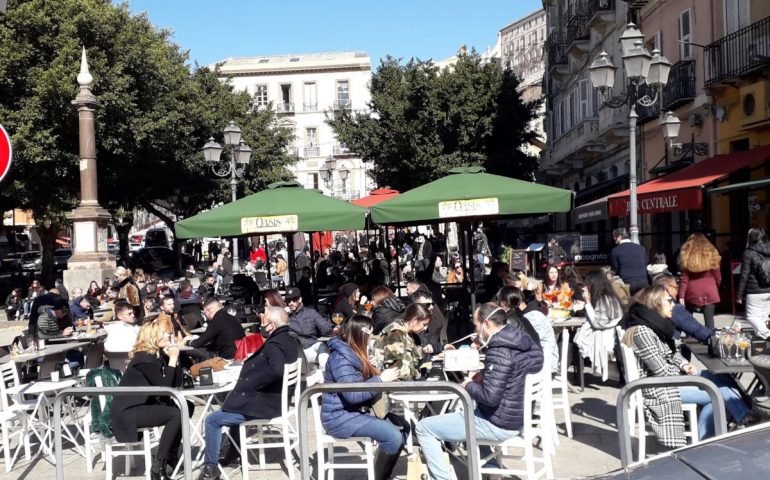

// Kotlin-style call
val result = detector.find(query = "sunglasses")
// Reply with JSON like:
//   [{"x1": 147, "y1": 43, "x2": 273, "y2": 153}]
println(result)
[{"x1": 666, "y1": 297, "x2": 676, "y2": 305}]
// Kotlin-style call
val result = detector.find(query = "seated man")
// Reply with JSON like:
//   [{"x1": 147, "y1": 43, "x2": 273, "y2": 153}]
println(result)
[
  {"x1": 196, "y1": 306, "x2": 300, "y2": 480},
  {"x1": 157, "y1": 294, "x2": 191, "y2": 337},
  {"x1": 36, "y1": 298, "x2": 75, "y2": 340},
  {"x1": 184, "y1": 297, "x2": 244, "y2": 361},
  {"x1": 285, "y1": 287, "x2": 333, "y2": 368},
  {"x1": 70, "y1": 296, "x2": 93, "y2": 323},
  {"x1": 197, "y1": 274, "x2": 216, "y2": 304},
  {"x1": 415, "y1": 303, "x2": 543, "y2": 480},
  {"x1": 654, "y1": 274, "x2": 713, "y2": 342},
  {"x1": 176, "y1": 280, "x2": 203, "y2": 331},
  {"x1": 104, "y1": 301, "x2": 140, "y2": 352}
]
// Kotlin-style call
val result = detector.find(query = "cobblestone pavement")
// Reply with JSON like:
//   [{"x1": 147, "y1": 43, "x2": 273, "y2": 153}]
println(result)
[{"x1": 0, "y1": 312, "x2": 754, "y2": 480}]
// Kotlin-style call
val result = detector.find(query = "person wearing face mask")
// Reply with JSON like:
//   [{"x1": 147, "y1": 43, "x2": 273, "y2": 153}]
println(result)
[
  {"x1": 196, "y1": 306, "x2": 300, "y2": 480},
  {"x1": 415, "y1": 303, "x2": 543, "y2": 480},
  {"x1": 372, "y1": 303, "x2": 432, "y2": 380}
]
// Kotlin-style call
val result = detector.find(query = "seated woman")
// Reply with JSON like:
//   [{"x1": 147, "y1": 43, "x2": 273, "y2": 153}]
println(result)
[
  {"x1": 110, "y1": 322, "x2": 189, "y2": 480},
  {"x1": 321, "y1": 315, "x2": 406, "y2": 479},
  {"x1": 573, "y1": 271, "x2": 625, "y2": 381},
  {"x1": 543, "y1": 265, "x2": 562, "y2": 294},
  {"x1": 334, "y1": 282, "x2": 360, "y2": 320},
  {"x1": 371, "y1": 286, "x2": 405, "y2": 335},
  {"x1": 623, "y1": 286, "x2": 752, "y2": 444},
  {"x1": 373, "y1": 303, "x2": 432, "y2": 380}
]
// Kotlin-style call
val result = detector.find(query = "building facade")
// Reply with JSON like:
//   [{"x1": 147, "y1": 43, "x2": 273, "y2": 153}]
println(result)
[{"x1": 213, "y1": 52, "x2": 373, "y2": 200}]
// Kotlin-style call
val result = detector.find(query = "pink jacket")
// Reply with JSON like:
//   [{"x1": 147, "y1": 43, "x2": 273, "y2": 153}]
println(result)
[{"x1": 679, "y1": 268, "x2": 721, "y2": 306}]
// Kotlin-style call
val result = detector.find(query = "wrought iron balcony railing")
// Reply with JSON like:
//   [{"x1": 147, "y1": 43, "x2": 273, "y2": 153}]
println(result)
[
  {"x1": 333, "y1": 99, "x2": 352, "y2": 110},
  {"x1": 276, "y1": 102, "x2": 295, "y2": 113},
  {"x1": 566, "y1": 14, "x2": 590, "y2": 48},
  {"x1": 333, "y1": 144, "x2": 353, "y2": 156},
  {"x1": 705, "y1": 16, "x2": 770, "y2": 86},
  {"x1": 546, "y1": 38, "x2": 568, "y2": 67},
  {"x1": 662, "y1": 60, "x2": 696, "y2": 111},
  {"x1": 303, "y1": 146, "x2": 320, "y2": 157},
  {"x1": 302, "y1": 103, "x2": 318, "y2": 112}
]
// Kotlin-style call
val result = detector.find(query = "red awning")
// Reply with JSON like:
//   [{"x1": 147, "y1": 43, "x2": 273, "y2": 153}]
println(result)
[
  {"x1": 607, "y1": 145, "x2": 770, "y2": 217},
  {"x1": 351, "y1": 188, "x2": 400, "y2": 207}
]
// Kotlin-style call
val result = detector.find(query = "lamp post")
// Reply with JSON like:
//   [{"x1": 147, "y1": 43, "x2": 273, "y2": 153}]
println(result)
[
  {"x1": 662, "y1": 111, "x2": 681, "y2": 165},
  {"x1": 589, "y1": 23, "x2": 672, "y2": 245},
  {"x1": 319, "y1": 157, "x2": 350, "y2": 198},
  {"x1": 202, "y1": 121, "x2": 252, "y2": 273}
]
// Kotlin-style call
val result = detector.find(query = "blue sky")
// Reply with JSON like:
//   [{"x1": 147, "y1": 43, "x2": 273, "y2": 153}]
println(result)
[{"x1": 125, "y1": 0, "x2": 543, "y2": 68}]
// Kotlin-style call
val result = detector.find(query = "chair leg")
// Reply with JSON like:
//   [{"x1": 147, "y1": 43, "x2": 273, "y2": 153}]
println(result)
[
  {"x1": 525, "y1": 442, "x2": 536, "y2": 479},
  {"x1": 366, "y1": 441, "x2": 375, "y2": 480},
  {"x1": 283, "y1": 435, "x2": 295, "y2": 480},
  {"x1": 240, "y1": 424, "x2": 249, "y2": 480},
  {"x1": 105, "y1": 447, "x2": 113, "y2": 480},
  {"x1": 561, "y1": 385, "x2": 573, "y2": 439},
  {"x1": 144, "y1": 435, "x2": 152, "y2": 480},
  {"x1": 3, "y1": 423, "x2": 12, "y2": 473}
]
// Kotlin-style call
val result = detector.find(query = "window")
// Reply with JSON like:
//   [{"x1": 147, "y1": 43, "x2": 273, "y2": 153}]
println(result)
[
  {"x1": 307, "y1": 173, "x2": 319, "y2": 190},
  {"x1": 280, "y1": 84, "x2": 293, "y2": 112},
  {"x1": 725, "y1": 0, "x2": 750, "y2": 35},
  {"x1": 254, "y1": 84, "x2": 268, "y2": 108},
  {"x1": 336, "y1": 80, "x2": 350, "y2": 108},
  {"x1": 305, "y1": 127, "x2": 317, "y2": 146},
  {"x1": 646, "y1": 31, "x2": 662, "y2": 53},
  {"x1": 303, "y1": 82, "x2": 317, "y2": 112},
  {"x1": 610, "y1": 165, "x2": 618, "y2": 178},
  {"x1": 678, "y1": 9, "x2": 693, "y2": 60},
  {"x1": 579, "y1": 79, "x2": 590, "y2": 118}
]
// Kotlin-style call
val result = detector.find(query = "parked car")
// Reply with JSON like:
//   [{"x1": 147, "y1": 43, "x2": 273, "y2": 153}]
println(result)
[
  {"x1": 1, "y1": 252, "x2": 23, "y2": 271},
  {"x1": 127, "y1": 247, "x2": 193, "y2": 277},
  {"x1": 20, "y1": 251, "x2": 42, "y2": 272},
  {"x1": 54, "y1": 248, "x2": 72, "y2": 270},
  {"x1": 594, "y1": 424, "x2": 770, "y2": 479}
]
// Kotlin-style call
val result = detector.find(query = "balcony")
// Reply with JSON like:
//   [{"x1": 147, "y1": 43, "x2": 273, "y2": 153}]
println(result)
[
  {"x1": 276, "y1": 102, "x2": 295, "y2": 114},
  {"x1": 331, "y1": 189, "x2": 361, "y2": 201},
  {"x1": 662, "y1": 60, "x2": 696, "y2": 111},
  {"x1": 705, "y1": 17, "x2": 770, "y2": 87},
  {"x1": 566, "y1": 14, "x2": 590, "y2": 55},
  {"x1": 636, "y1": 83, "x2": 660, "y2": 125},
  {"x1": 286, "y1": 147, "x2": 299, "y2": 157},
  {"x1": 303, "y1": 146, "x2": 320, "y2": 157},
  {"x1": 333, "y1": 99, "x2": 352, "y2": 110},
  {"x1": 587, "y1": 0, "x2": 615, "y2": 30},
  {"x1": 546, "y1": 38, "x2": 568, "y2": 77},
  {"x1": 302, "y1": 103, "x2": 318, "y2": 113},
  {"x1": 333, "y1": 144, "x2": 354, "y2": 156}
]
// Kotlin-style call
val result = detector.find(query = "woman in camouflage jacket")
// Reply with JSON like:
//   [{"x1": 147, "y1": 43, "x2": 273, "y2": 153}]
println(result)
[{"x1": 372, "y1": 303, "x2": 431, "y2": 380}]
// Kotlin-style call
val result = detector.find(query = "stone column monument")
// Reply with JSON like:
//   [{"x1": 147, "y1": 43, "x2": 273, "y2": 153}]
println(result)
[{"x1": 63, "y1": 48, "x2": 116, "y2": 291}]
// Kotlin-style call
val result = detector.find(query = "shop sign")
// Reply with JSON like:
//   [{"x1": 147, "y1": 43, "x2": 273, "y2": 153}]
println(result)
[
  {"x1": 438, "y1": 197, "x2": 499, "y2": 218},
  {"x1": 241, "y1": 214, "x2": 298, "y2": 233},
  {"x1": 572, "y1": 202, "x2": 607, "y2": 224},
  {"x1": 608, "y1": 189, "x2": 702, "y2": 217}
]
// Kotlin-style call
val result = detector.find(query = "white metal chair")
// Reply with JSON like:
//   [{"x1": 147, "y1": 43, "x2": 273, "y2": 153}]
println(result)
[
  {"x1": 619, "y1": 344, "x2": 699, "y2": 462},
  {"x1": 477, "y1": 361, "x2": 555, "y2": 479},
  {"x1": 0, "y1": 362, "x2": 30, "y2": 472},
  {"x1": 239, "y1": 358, "x2": 302, "y2": 480},
  {"x1": 310, "y1": 393, "x2": 375, "y2": 480},
  {"x1": 550, "y1": 331, "x2": 573, "y2": 438}
]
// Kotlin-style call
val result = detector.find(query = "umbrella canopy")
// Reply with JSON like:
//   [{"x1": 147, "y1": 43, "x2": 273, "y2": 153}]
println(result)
[
  {"x1": 351, "y1": 188, "x2": 400, "y2": 207},
  {"x1": 370, "y1": 166, "x2": 572, "y2": 225},
  {"x1": 175, "y1": 181, "x2": 367, "y2": 239}
]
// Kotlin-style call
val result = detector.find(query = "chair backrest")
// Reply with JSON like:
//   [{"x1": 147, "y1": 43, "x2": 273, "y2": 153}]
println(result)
[
  {"x1": 619, "y1": 344, "x2": 640, "y2": 383},
  {"x1": 522, "y1": 368, "x2": 546, "y2": 438},
  {"x1": 104, "y1": 351, "x2": 131, "y2": 374},
  {"x1": 310, "y1": 393, "x2": 326, "y2": 451},
  {"x1": 95, "y1": 375, "x2": 107, "y2": 410},
  {"x1": 282, "y1": 358, "x2": 303, "y2": 419},
  {"x1": 0, "y1": 361, "x2": 20, "y2": 409},
  {"x1": 84, "y1": 341, "x2": 106, "y2": 369},
  {"x1": 559, "y1": 332, "x2": 569, "y2": 379}
]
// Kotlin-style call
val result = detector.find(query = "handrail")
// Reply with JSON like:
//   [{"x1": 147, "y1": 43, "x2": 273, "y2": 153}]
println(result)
[
  {"x1": 53, "y1": 386, "x2": 193, "y2": 480},
  {"x1": 298, "y1": 381, "x2": 480, "y2": 480},
  {"x1": 616, "y1": 375, "x2": 727, "y2": 468}
]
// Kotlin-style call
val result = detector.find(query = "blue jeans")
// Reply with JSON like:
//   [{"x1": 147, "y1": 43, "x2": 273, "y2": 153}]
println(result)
[
  {"x1": 415, "y1": 409, "x2": 519, "y2": 480},
  {"x1": 351, "y1": 415, "x2": 406, "y2": 455},
  {"x1": 203, "y1": 411, "x2": 249, "y2": 466},
  {"x1": 679, "y1": 371, "x2": 750, "y2": 439}
]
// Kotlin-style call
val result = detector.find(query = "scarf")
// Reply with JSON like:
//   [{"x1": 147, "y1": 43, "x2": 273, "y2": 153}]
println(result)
[{"x1": 626, "y1": 302, "x2": 676, "y2": 354}]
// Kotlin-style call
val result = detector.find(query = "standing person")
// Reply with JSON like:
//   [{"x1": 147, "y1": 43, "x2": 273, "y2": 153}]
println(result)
[
  {"x1": 415, "y1": 303, "x2": 543, "y2": 480},
  {"x1": 610, "y1": 228, "x2": 649, "y2": 294},
  {"x1": 116, "y1": 266, "x2": 142, "y2": 321},
  {"x1": 321, "y1": 315, "x2": 406, "y2": 479},
  {"x1": 678, "y1": 233, "x2": 722, "y2": 330},
  {"x1": 623, "y1": 286, "x2": 752, "y2": 444},
  {"x1": 219, "y1": 248, "x2": 234, "y2": 290},
  {"x1": 196, "y1": 307, "x2": 299, "y2": 480},
  {"x1": 110, "y1": 321, "x2": 188, "y2": 480},
  {"x1": 736, "y1": 227, "x2": 770, "y2": 338}
]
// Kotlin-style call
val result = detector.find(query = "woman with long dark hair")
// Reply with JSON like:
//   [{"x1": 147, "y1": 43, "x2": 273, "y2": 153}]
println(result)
[
  {"x1": 736, "y1": 228, "x2": 770, "y2": 338},
  {"x1": 496, "y1": 287, "x2": 558, "y2": 370},
  {"x1": 543, "y1": 265, "x2": 562, "y2": 293},
  {"x1": 678, "y1": 233, "x2": 721, "y2": 330},
  {"x1": 321, "y1": 315, "x2": 406, "y2": 479},
  {"x1": 573, "y1": 270, "x2": 624, "y2": 381}
]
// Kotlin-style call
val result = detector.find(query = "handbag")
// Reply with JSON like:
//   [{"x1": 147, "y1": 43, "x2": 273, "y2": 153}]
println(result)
[
  {"x1": 190, "y1": 357, "x2": 227, "y2": 378},
  {"x1": 407, "y1": 447, "x2": 451, "y2": 480},
  {"x1": 370, "y1": 393, "x2": 390, "y2": 419}
]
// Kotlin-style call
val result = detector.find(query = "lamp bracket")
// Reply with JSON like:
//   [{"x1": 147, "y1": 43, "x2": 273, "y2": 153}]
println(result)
[
  {"x1": 636, "y1": 91, "x2": 659, "y2": 107},
  {"x1": 211, "y1": 162, "x2": 232, "y2": 178}
]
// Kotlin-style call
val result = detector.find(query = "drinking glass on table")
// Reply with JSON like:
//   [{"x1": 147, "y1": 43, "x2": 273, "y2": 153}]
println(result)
[
  {"x1": 331, "y1": 313, "x2": 344, "y2": 326},
  {"x1": 737, "y1": 334, "x2": 751, "y2": 363}
]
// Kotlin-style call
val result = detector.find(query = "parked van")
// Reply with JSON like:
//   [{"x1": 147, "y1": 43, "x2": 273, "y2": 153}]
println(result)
[{"x1": 143, "y1": 228, "x2": 171, "y2": 248}]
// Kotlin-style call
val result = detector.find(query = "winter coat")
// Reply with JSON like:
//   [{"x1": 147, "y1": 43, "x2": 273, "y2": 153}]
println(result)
[
  {"x1": 465, "y1": 325, "x2": 543, "y2": 432},
  {"x1": 110, "y1": 351, "x2": 183, "y2": 442},
  {"x1": 672, "y1": 304, "x2": 712, "y2": 342},
  {"x1": 222, "y1": 325, "x2": 300, "y2": 419},
  {"x1": 372, "y1": 319, "x2": 423, "y2": 380},
  {"x1": 86, "y1": 367, "x2": 122, "y2": 438},
  {"x1": 611, "y1": 241, "x2": 649, "y2": 286},
  {"x1": 574, "y1": 296, "x2": 624, "y2": 381},
  {"x1": 372, "y1": 296, "x2": 406, "y2": 335},
  {"x1": 679, "y1": 269, "x2": 721, "y2": 306},
  {"x1": 736, "y1": 242, "x2": 770, "y2": 297},
  {"x1": 36, "y1": 307, "x2": 71, "y2": 340},
  {"x1": 70, "y1": 296, "x2": 92, "y2": 321},
  {"x1": 289, "y1": 306, "x2": 334, "y2": 349},
  {"x1": 320, "y1": 336, "x2": 382, "y2": 438},
  {"x1": 646, "y1": 264, "x2": 671, "y2": 283},
  {"x1": 189, "y1": 308, "x2": 244, "y2": 359}
]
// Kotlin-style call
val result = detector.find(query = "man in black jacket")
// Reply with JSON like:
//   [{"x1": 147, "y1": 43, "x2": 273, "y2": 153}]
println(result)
[
  {"x1": 286, "y1": 287, "x2": 333, "y2": 368},
  {"x1": 196, "y1": 307, "x2": 300, "y2": 480},
  {"x1": 610, "y1": 228, "x2": 649, "y2": 294},
  {"x1": 184, "y1": 297, "x2": 244, "y2": 361}
]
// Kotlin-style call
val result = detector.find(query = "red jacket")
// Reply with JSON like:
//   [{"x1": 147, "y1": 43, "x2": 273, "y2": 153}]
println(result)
[{"x1": 679, "y1": 268, "x2": 721, "y2": 306}]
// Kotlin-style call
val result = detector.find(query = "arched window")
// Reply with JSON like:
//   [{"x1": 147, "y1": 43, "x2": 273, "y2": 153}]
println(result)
[{"x1": 610, "y1": 165, "x2": 619, "y2": 178}]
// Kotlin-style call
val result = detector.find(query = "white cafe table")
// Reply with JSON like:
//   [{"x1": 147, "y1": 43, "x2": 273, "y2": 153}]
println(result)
[
  {"x1": 0, "y1": 341, "x2": 91, "y2": 381},
  {"x1": 390, "y1": 390, "x2": 459, "y2": 455},
  {"x1": 190, "y1": 322, "x2": 257, "y2": 335}
]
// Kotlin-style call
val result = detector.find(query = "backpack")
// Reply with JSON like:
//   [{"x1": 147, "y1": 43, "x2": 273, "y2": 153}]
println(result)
[
  {"x1": 85, "y1": 367, "x2": 122, "y2": 438},
  {"x1": 755, "y1": 252, "x2": 770, "y2": 287}
]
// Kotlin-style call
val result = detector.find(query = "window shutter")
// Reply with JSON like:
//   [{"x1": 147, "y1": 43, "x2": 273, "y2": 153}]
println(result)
[
  {"x1": 725, "y1": 0, "x2": 738, "y2": 34},
  {"x1": 655, "y1": 31, "x2": 662, "y2": 52},
  {"x1": 738, "y1": 0, "x2": 750, "y2": 31},
  {"x1": 579, "y1": 79, "x2": 589, "y2": 118},
  {"x1": 678, "y1": 9, "x2": 692, "y2": 60}
]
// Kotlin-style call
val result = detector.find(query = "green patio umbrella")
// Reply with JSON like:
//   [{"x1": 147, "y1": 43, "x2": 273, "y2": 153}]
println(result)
[
  {"x1": 175, "y1": 181, "x2": 367, "y2": 239},
  {"x1": 370, "y1": 166, "x2": 572, "y2": 225}
]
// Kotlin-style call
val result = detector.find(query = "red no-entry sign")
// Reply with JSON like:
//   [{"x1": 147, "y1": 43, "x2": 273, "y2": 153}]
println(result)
[{"x1": 0, "y1": 124, "x2": 12, "y2": 183}]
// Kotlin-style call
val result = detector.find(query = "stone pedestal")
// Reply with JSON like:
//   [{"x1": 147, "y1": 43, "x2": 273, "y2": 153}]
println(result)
[{"x1": 64, "y1": 204, "x2": 116, "y2": 293}]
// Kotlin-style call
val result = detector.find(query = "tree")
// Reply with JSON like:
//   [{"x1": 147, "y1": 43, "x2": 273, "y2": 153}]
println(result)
[
  {"x1": 328, "y1": 52, "x2": 541, "y2": 191},
  {"x1": 0, "y1": 0, "x2": 296, "y2": 283}
]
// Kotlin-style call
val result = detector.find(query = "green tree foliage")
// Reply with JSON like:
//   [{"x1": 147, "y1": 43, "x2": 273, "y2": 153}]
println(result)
[
  {"x1": 0, "y1": 0, "x2": 295, "y2": 281},
  {"x1": 328, "y1": 52, "x2": 540, "y2": 191}
]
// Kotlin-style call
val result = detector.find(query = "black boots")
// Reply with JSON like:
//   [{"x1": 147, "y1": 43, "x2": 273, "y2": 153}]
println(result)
[
  {"x1": 373, "y1": 448, "x2": 404, "y2": 480},
  {"x1": 196, "y1": 464, "x2": 221, "y2": 480},
  {"x1": 150, "y1": 457, "x2": 171, "y2": 480}
]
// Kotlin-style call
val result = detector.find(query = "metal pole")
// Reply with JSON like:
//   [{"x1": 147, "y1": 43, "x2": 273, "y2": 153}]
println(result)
[
  {"x1": 230, "y1": 149, "x2": 241, "y2": 273},
  {"x1": 628, "y1": 105, "x2": 640, "y2": 244},
  {"x1": 297, "y1": 381, "x2": 480, "y2": 480},
  {"x1": 616, "y1": 376, "x2": 727, "y2": 468},
  {"x1": 54, "y1": 386, "x2": 193, "y2": 480}
]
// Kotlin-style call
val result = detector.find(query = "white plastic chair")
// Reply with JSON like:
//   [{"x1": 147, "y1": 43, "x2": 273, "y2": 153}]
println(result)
[
  {"x1": 619, "y1": 344, "x2": 699, "y2": 462},
  {"x1": 478, "y1": 353, "x2": 555, "y2": 479},
  {"x1": 0, "y1": 362, "x2": 30, "y2": 472},
  {"x1": 310, "y1": 393, "x2": 375, "y2": 480},
  {"x1": 550, "y1": 331, "x2": 573, "y2": 438},
  {"x1": 239, "y1": 358, "x2": 302, "y2": 480}
]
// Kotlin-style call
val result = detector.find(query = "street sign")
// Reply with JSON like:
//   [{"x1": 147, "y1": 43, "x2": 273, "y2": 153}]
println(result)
[{"x1": 0, "y1": 124, "x2": 12, "y2": 182}]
